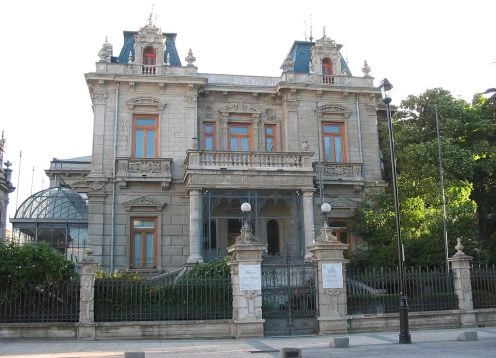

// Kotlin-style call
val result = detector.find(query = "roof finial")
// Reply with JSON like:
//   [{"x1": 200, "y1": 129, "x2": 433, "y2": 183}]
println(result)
[
  {"x1": 309, "y1": 14, "x2": 313, "y2": 42},
  {"x1": 148, "y1": 4, "x2": 155, "y2": 26},
  {"x1": 105, "y1": 35, "x2": 108, "y2": 43},
  {"x1": 323, "y1": 25, "x2": 326, "y2": 38}
]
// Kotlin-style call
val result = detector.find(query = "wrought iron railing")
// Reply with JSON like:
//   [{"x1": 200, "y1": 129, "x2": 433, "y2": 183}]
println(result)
[
  {"x1": 94, "y1": 272, "x2": 232, "y2": 322},
  {"x1": 0, "y1": 282, "x2": 80, "y2": 323},
  {"x1": 471, "y1": 264, "x2": 496, "y2": 309},
  {"x1": 347, "y1": 267, "x2": 457, "y2": 315}
]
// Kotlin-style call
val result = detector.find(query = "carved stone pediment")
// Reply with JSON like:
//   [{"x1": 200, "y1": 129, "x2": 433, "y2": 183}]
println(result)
[
  {"x1": 319, "y1": 105, "x2": 351, "y2": 118},
  {"x1": 219, "y1": 97, "x2": 260, "y2": 117},
  {"x1": 328, "y1": 197, "x2": 358, "y2": 209},
  {"x1": 126, "y1": 97, "x2": 165, "y2": 111},
  {"x1": 123, "y1": 196, "x2": 166, "y2": 211}
]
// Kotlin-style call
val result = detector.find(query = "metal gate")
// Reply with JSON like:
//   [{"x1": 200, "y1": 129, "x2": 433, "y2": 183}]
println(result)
[{"x1": 261, "y1": 253, "x2": 318, "y2": 335}]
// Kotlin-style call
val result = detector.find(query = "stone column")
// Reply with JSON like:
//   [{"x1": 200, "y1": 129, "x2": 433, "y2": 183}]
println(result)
[
  {"x1": 448, "y1": 238, "x2": 476, "y2": 327},
  {"x1": 77, "y1": 258, "x2": 99, "y2": 339},
  {"x1": 307, "y1": 223, "x2": 349, "y2": 334},
  {"x1": 302, "y1": 190, "x2": 315, "y2": 258},
  {"x1": 187, "y1": 188, "x2": 203, "y2": 264},
  {"x1": 228, "y1": 224, "x2": 267, "y2": 338}
]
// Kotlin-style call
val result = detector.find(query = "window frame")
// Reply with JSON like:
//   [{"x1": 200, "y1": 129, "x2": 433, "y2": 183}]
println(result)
[
  {"x1": 130, "y1": 217, "x2": 158, "y2": 269},
  {"x1": 143, "y1": 46, "x2": 156, "y2": 66},
  {"x1": 264, "y1": 124, "x2": 277, "y2": 152},
  {"x1": 228, "y1": 123, "x2": 252, "y2": 151},
  {"x1": 322, "y1": 121, "x2": 347, "y2": 162},
  {"x1": 132, "y1": 115, "x2": 158, "y2": 158},
  {"x1": 202, "y1": 122, "x2": 216, "y2": 150}
]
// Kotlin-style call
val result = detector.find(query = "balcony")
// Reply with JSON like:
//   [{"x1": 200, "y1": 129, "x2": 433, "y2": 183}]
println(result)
[
  {"x1": 116, "y1": 158, "x2": 172, "y2": 191},
  {"x1": 314, "y1": 162, "x2": 363, "y2": 185},
  {"x1": 184, "y1": 150, "x2": 315, "y2": 190}
]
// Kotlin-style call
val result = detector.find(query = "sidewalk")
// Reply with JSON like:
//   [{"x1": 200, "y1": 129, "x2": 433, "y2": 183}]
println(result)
[{"x1": 1, "y1": 327, "x2": 495, "y2": 358}]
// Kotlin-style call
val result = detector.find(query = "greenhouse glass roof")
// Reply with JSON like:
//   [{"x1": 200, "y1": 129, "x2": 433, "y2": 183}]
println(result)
[{"x1": 12, "y1": 186, "x2": 88, "y2": 222}]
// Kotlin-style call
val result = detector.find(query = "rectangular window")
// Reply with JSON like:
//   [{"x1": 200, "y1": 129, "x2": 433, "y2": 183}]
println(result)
[
  {"x1": 322, "y1": 122, "x2": 346, "y2": 162},
  {"x1": 130, "y1": 217, "x2": 157, "y2": 269},
  {"x1": 228, "y1": 123, "x2": 252, "y2": 151},
  {"x1": 265, "y1": 124, "x2": 277, "y2": 152},
  {"x1": 203, "y1": 123, "x2": 216, "y2": 150},
  {"x1": 133, "y1": 116, "x2": 158, "y2": 158}
]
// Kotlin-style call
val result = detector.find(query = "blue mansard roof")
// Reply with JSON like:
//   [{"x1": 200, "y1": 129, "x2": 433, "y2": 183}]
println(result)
[
  {"x1": 116, "y1": 31, "x2": 182, "y2": 66},
  {"x1": 282, "y1": 40, "x2": 352, "y2": 76}
]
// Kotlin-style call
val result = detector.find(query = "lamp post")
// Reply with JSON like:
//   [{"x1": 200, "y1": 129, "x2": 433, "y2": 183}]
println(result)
[
  {"x1": 237, "y1": 202, "x2": 256, "y2": 243},
  {"x1": 380, "y1": 78, "x2": 411, "y2": 344}
]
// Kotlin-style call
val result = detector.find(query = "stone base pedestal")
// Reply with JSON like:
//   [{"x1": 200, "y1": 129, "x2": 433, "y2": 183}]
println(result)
[
  {"x1": 461, "y1": 311, "x2": 477, "y2": 327},
  {"x1": 77, "y1": 323, "x2": 96, "y2": 340},
  {"x1": 317, "y1": 317, "x2": 348, "y2": 335},
  {"x1": 231, "y1": 320, "x2": 265, "y2": 338}
]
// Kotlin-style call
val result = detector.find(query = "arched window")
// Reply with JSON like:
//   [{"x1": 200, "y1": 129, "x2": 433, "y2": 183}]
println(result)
[
  {"x1": 143, "y1": 47, "x2": 156, "y2": 74},
  {"x1": 322, "y1": 58, "x2": 333, "y2": 84}
]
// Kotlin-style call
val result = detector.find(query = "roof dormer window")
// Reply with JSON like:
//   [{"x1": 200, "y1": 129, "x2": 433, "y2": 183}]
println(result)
[{"x1": 142, "y1": 46, "x2": 156, "y2": 74}]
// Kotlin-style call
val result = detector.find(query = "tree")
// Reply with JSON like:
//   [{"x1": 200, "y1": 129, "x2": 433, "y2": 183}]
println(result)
[{"x1": 351, "y1": 88, "x2": 492, "y2": 268}]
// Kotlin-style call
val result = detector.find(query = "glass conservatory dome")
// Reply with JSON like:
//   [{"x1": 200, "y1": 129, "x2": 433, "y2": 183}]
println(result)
[{"x1": 10, "y1": 186, "x2": 88, "y2": 262}]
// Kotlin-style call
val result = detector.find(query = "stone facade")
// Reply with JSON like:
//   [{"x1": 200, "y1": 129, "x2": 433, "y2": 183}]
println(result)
[{"x1": 82, "y1": 17, "x2": 384, "y2": 273}]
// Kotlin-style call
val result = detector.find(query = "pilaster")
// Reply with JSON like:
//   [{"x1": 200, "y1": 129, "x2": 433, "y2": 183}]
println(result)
[
  {"x1": 448, "y1": 239, "x2": 476, "y2": 327},
  {"x1": 307, "y1": 223, "x2": 349, "y2": 334}
]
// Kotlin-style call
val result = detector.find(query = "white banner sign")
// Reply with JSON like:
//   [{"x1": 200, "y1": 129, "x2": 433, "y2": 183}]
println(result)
[
  {"x1": 322, "y1": 263, "x2": 343, "y2": 288},
  {"x1": 239, "y1": 264, "x2": 261, "y2": 291}
]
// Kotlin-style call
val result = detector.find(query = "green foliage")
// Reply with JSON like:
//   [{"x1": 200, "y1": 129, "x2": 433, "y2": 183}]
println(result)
[
  {"x1": 0, "y1": 242, "x2": 76, "y2": 301},
  {"x1": 350, "y1": 87, "x2": 496, "y2": 267},
  {"x1": 185, "y1": 256, "x2": 231, "y2": 279},
  {"x1": 94, "y1": 268, "x2": 144, "y2": 281}
]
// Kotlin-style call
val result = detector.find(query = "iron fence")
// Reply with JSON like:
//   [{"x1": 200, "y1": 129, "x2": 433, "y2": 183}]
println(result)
[
  {"x1": 347, "y1": 266, "x2": 457, "y2": 315},
  {"x1": 471, "y1": 264, "x2": 496, "y2": 309},
  {"x1": 0, "y1": 282, "x2": 80, "y2": 323},
  {"x1": 94, "y1": 272, "x2": 232, "y2": 322}
]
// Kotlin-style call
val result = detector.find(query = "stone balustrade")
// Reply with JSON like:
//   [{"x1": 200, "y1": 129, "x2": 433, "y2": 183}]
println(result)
[{"x1": 186, "y1": 150, "x2": 313, "y2": 171}]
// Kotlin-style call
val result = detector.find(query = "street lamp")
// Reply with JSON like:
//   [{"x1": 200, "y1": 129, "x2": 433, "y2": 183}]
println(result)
[
  {"x1": 380, "y1": 78, "x2": 411, "y2": 344},
  {"x1": 319, "y1": 202, "x2": 336, "y2": 241},
  {"x1": 237, "y1": 202, "x2": 256, "y2": 243}
]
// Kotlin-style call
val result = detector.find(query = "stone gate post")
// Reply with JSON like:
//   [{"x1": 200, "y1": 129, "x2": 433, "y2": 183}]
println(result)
[
  {"x1": 448, "y1": 238, "x2": 476, "y2": 327},
  {"x1": 77, "y1": 255, "x2": 99, "y2": 339},
  {"x1": 307, "y1": 221, "x2": 349, "y2": 334},
  {"x1": 228, "y1": 222, "x2": 267, "y2": 338}
]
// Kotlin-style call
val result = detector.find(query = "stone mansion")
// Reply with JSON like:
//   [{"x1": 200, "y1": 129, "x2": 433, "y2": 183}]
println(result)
[{"x1": 39, "y1": 17, "x2": 386, "y2": 273}]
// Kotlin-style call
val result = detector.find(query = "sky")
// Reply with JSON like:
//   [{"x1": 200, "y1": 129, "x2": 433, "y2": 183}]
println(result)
[{"x1": 1, "y1": 0, "x2": 495, "y2": 228}]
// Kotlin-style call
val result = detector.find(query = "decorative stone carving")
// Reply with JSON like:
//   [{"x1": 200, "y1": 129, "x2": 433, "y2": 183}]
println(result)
[
  {"x1": 88, "y1": 181, "x2": 105, "y2": 191},
  {"x1": 97, "y1": 38, "x2": 113, "y2": 63},
  {"x1": 362, "y1": 60, "x2": 371, "y2": 77},
  {"x1": 185, "y1": 48, "x2": 196, "y2": 67},
  {"x1": 126, "y1": 97, "x2": 165, "y2": 111},
  {"x1": 219, "y1": 97, "x2": 260, "y2": 116},
  {"x1": 319, "y1": 105, "x2": 351, "y2": 118},
  {"x1": 122, "y1": 195, "x2": 166, "y2": 211},
  {"x1": 326, "y1": 288, "x2": 340, "y2": 316},
  {"x1": 91, "y1": 91, "x2": 107, "y2": 105}
]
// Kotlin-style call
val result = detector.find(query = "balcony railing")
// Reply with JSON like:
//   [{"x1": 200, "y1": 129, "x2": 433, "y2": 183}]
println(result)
[
  {"x1": 314, "y1": 162, "x2": 363, "y2": 183},
  {"x1": 116, "y1": 158, "x2": 172, "y2": 190},
  {"x1": 186, "y1": 150, "x2": 313, "y2": 171}
]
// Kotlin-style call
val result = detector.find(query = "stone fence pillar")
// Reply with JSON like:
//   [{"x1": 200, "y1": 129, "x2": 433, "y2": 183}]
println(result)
[
  {"x1": 228, "y1": 223, "x2": 267, "y2": 338},
  {"x1": 448, "y1": 238, "x2": 476, "y2": 327},
  {"x1": 307, "y1": 222, "x2": 349, "y2": 334},
  {"x1": 77, "y1": 259, "x2": 99, "y2": 339}
]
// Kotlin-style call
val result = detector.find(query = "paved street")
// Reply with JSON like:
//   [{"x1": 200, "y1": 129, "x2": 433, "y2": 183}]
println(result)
[{"x1": 0, "y1": 327, "x2": 495, "y2": 357}]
